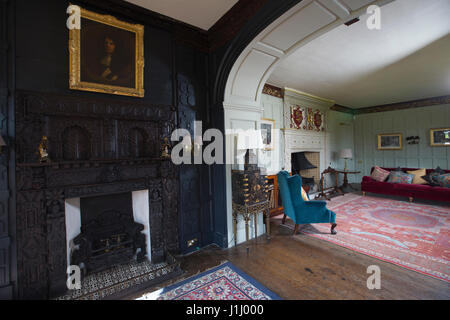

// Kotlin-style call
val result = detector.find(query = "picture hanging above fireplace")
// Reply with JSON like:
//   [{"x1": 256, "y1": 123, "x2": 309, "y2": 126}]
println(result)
[{"x1": 69, "y1": 6, "x2": 145, "y2": 97}]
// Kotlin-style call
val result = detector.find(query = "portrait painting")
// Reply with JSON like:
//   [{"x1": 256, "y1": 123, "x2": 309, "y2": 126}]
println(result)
[
  {"x1": 377, "y1": 133, "x2": 402, "y2": 150},
  {"x1": 430, "y1": 128, "x2": 450, "y2": 146},
  {"x1": 69, "y1": 7, "x2": 144, "y2": 97},
  {"x1": 260, "y1": 118, "x2": 275, "y2": 151}
]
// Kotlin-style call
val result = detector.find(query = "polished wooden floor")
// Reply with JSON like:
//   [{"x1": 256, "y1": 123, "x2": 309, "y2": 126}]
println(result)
[{"x1": 128, "y1": 215, "x2": 449, "y2": 300}]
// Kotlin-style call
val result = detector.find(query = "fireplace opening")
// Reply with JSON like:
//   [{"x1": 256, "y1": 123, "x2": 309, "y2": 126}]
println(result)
[
  {"x1": 291, "y1": 151, "x2": 320, "y2": 192},
  {"x1": 70, "y1": 192, "x2": 147, "y2": 276}
]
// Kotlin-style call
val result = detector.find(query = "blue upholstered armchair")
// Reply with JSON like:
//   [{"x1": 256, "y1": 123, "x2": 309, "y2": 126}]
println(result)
[{"x1": 277, "y1": 171, "x2": 337, "y2": 235}]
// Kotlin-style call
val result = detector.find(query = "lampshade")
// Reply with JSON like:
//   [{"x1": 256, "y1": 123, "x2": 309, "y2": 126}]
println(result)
[
  {"x1": 236, "y1": 130, "x2": 264, "y2": 150},
  {"x1": 339, "y1": 148, "x2": 352, "y2": 159}
]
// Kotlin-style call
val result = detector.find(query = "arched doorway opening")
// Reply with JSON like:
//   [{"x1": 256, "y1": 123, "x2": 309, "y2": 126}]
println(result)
[{"x1": 220, "y1": 0, "x2": 393, "y2": 246}]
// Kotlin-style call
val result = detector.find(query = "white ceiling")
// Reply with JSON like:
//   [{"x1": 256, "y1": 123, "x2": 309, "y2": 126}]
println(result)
[
  {"x1": 267, "y1": 0, "x2": 450, "y2": 108},
  {"x1": 125, "y1": 0, "x2": 238, "y2": 30}
]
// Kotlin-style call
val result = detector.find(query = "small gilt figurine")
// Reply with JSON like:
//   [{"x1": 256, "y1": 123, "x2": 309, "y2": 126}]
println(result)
[
  {"x1": 161, "y1": 137, "x2": 170, "y2": 158},
  {"x1": 38, "y1": 136, "x2": 50, "y2": 163}
]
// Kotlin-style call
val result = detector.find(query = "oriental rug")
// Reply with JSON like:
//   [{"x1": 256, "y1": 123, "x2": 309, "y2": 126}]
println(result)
[
  {"x1": 136, "y1": 262, "x2": 281, "y2": 300},
  {"x1": 281, "y1": 194, "x2": 450, "y2": 282}
]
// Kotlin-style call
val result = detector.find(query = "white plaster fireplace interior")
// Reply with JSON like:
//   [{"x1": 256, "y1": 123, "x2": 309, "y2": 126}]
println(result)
[
  {"x1": 223, "y1": 0, "x2": 393, "y2": 246},
  {"x1": 64, "y1": 190, "x2": 151, "y2": 270}
]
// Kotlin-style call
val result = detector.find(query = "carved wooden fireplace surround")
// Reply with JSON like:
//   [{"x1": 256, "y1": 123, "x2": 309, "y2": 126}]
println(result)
[{"x1": 14, "y1": 90, "x2": 179, "y2": 299}]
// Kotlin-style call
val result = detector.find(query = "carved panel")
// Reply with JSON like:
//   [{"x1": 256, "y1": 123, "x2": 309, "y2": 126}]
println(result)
[
  {"x1": 0, "y1": 243, "x2": 8, "y2": 286},
  {"x1": 15, "y1": 91, "x2": 179, "y2": 298},
  {"x1": 117, "y1": 120, "x2": 159, "y2": 158},
  {"x1": 148, "y1": 179, "x2": 164, "y2": 262},
  {"x1": 45, "y1": 189, "x2": 67, "y2": 295},
  {"x1": 61, "y1": 126, "x2": 92, "y2": 160},
  {"x1": 178, "y1": 77, "x2": 196, "y2": 108},
  {"x1": 129, "y1": 127, "x2": 147, "y2": 158},
  {"x1": 16, "y1": 190, "x2": 48, "y2": 299},
  {"x1": 0, "y1": 194, "x2": 6, "y2": 237},
  {"x1": 162, "y1": 177, "x2": 179, "y2": 252},
  {"x1": 15, "y1": 91, "x2": 175, "y2": 164},
  {"x1": 50, "y1": 117, "x2": 101, "y2": 160},
  {"x1": 1, "y1": 0, "x2": 13, "y2": 295}
]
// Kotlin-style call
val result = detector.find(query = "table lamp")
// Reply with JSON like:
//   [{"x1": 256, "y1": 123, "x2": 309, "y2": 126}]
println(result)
[
  {"x1": 236, "y1": 130, "x2": 264, "y2": 169},
  {"x1": 339, "y1": 148, "x2": 352, "y2": 172}
]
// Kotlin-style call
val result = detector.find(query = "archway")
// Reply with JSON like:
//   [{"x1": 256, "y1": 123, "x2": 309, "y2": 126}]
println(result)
[{"x1": 222, "y1": 0, "x2": 393, "y2": 246}]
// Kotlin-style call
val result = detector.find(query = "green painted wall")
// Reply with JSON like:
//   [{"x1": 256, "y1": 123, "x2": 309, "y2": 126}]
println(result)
[
  {"x1": 327, "y1": 110, "x2": 355, "y2": 184},
  {"x1": 261, "y1": 93, "x2": 284, "y2": 174},
  {"x1": 353, "y1": 104, "x2": 450, "y2": 182},
  {"x1": 260, "y1": 92, "x2": 450, "y2": 186}
]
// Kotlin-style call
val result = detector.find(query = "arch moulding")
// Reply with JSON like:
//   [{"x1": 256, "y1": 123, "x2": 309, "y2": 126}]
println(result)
[{"x1": 223, "y1": 0, "x2": 394, "y2": 246}]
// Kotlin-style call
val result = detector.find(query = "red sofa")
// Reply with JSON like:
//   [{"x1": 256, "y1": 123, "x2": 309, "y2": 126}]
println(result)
[{"x1": 361, "y1": 167, "x2": 450, "y2": 203}]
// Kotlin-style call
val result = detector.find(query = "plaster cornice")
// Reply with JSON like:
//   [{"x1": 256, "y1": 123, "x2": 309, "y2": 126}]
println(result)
[{"x1": 284, "y1": 87, "x2": 335, "y2": 108}]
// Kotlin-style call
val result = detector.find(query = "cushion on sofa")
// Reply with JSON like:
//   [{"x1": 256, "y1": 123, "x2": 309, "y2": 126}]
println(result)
[
  {"x1": 371, "y1": 166, "x2": 390, "y2": 182},
  {"x1": 362, "y1": 167, "x2": 450, "y2": 202},
  {"x1": 435, "y1": 173, "x2": 450, "y2": 188},
  {"x1": 387, "y1": 171, "x2": 414, "y2": 184},
  {"x1": 421, "y1": 174, "x2": 440, "y2": 186},
  {"x1": 407, "y1": 169, "x2": 427, "y2": 185},
  {"x1": 422, "y1": 167, "x2": 446, "y2": 186}
]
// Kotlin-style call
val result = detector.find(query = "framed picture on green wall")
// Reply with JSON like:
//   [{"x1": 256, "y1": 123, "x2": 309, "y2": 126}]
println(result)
[
  {"x1": 377, "y1": 133, "x2": 402, "y2": 150},
  {"x1": 260, "y1": 118, "x2": 275, "y2": 151},
  {"x1": 430, "y1": 128, "x2": 450, "y2": 146}
]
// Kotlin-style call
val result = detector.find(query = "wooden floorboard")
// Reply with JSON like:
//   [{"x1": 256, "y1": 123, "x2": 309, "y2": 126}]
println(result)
[{"x1": 127, "y1": 215, "x2": 449, "y2": 300}]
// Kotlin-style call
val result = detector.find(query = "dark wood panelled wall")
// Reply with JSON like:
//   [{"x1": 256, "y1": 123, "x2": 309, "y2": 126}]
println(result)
[{"x1": 1, "y1": 0, "x2": 302, "y2": 299}]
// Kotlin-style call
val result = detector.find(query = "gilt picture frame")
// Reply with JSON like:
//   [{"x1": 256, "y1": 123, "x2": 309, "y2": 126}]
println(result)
[
  {"x1": 69, "y1": 6, "x2": 145, "y2": 97},
  {"x1": 377, "y1": 133, "x2": 402, "y2": 150},
  {"x1": 430, "y1": 128, "x2": 450, "y2": 147},
  {"x1": 260, "y1": 118, "x2": 275, "y2": 151}
]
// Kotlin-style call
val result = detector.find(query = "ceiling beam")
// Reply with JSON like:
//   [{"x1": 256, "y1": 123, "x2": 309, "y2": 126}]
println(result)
[
  {"x1": 330, "y1": 104, "x2": 354, "y2": 114},
  {"x1": 329, "y1": 95, "x2": 450, "y2": 115},
  {"x1": 353, "y1": 95, "x2": 450, "y2": 115}
]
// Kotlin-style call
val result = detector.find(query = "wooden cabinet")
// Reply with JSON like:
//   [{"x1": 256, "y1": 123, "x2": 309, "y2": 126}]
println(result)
[{"x1": 267, "y1": 174, "x2": 284, "y2": 217}]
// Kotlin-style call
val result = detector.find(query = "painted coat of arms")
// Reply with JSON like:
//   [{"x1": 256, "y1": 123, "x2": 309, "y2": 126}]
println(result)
[
  {"x1": 290, "y1": 105, "x2": 305, "y2": 129},
  {"x1": 313, "y1": 109, "x2": 324, "y2": 131}
]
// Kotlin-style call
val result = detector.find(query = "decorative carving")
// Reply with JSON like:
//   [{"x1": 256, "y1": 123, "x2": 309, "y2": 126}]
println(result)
[
  {"x1": 15, "y1": 91, "x2": 179, "y2": 299},
  {"x1": 16, "y1": 190, "x2": 48, "y2": 299},
  {"x1": 178, "y1": 78, "x2": 196, "y2": 107},
  {"x1": 100, "y1": 165, "x2": 120, "y2": 183},
  {"x1": 62, "y1": 126, "x2": 91, "y2": 160},
  {"x1": 38, "y1": 136, "x2": 50, "y2": 163},
  {"x1": 262, "y1": 84, "x2": 283, "y2": 99},
  {"x1": 118, "y1": 121, "x2": 158, "y2": 158},
  {"x1": 161, "y1": 137, "x2": 171, "y2": 158},
  {"x1": 129, "y1": 127, "x2": 148, "y2": 158}
]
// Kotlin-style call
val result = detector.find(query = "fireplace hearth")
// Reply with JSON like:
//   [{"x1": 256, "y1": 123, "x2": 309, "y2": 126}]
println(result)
[
  {"x1": 71, "y1": 193, "x2": 147, "y2": 276},
  {"x1": 291, "y1": 151, "x2": 319, "y2": 191}
]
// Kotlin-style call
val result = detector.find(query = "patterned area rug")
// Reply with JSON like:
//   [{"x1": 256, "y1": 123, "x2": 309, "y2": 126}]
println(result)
[
  {"x1": 137, "y1": 262, "x2": 281, "y2": 300},
  {"x1": 56, "y1": 254, "x2": 182, "y2": 300},
  {"x1": 281, "y1": 194, "x2": 450, "y2": 282}
]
